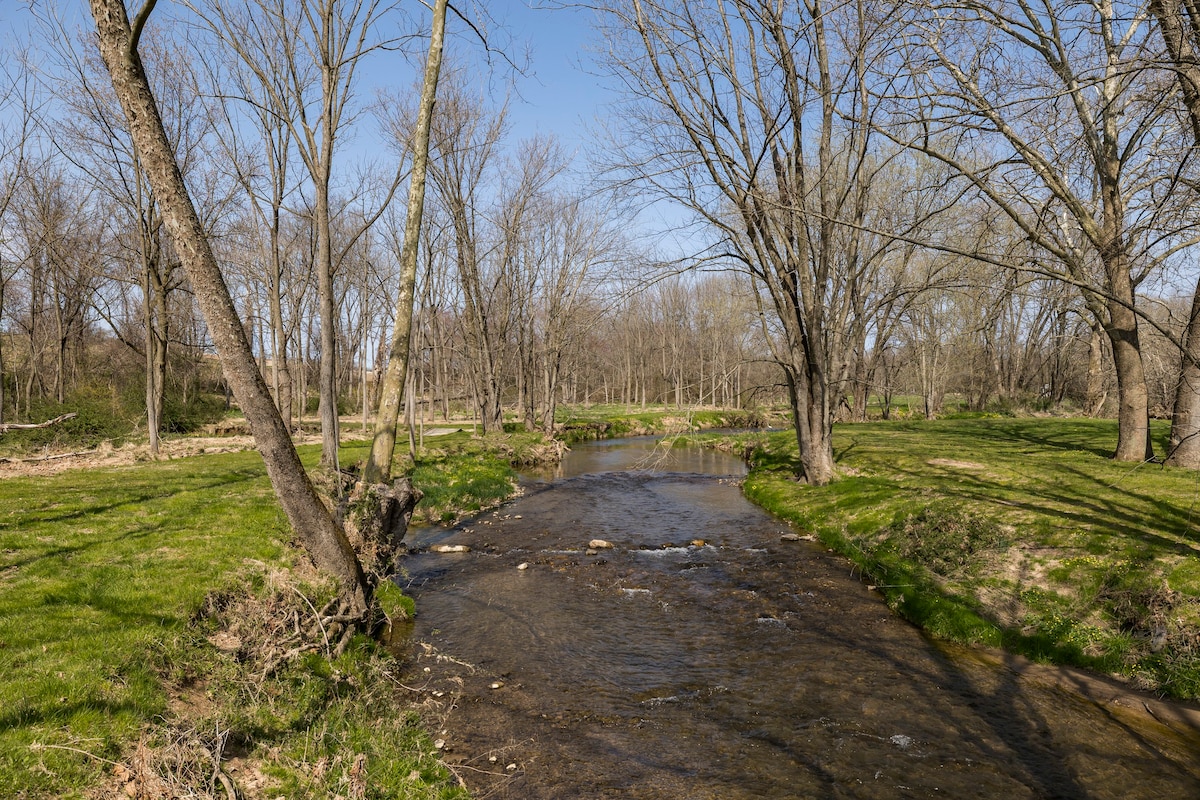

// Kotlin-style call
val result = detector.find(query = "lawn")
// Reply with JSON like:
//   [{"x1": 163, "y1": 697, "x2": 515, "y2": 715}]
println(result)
[{"x1": 0, "y1": 441, "x2": 469, "y2": 799}]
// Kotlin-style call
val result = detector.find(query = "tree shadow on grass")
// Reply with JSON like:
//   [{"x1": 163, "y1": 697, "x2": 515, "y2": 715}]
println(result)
[{"x1": 0, "y1": 471, "x2": 266, "y2": 574}]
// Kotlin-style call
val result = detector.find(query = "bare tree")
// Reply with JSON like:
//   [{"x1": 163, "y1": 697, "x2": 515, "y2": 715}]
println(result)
[
  {"x1": 885, "y1": 0, "x2": 1195, "y2": 461},
  {"x1": 88, "y1": 0, "x2": 368, "y2": 614},
  {"x1": 51, "y1": 23, "x2": 211, "y2": 455},
  {"x1": 595, "y1": 0, "x2": 906, "y2": 483},
  {"x1": 0, "y1": 58, "x2": 36, "y2": 424},
  {"x1": 365, "y1": 0, "x2": 447, "y2": 484},
  {"x1": 194, "y1": 0, "x2": 403, "y2": 470},
  {"x1": 1150, "y1": 0, "x2": 1200, "y2": 467},
  {"x1": 428, "y1": 74, "x2": 509, "y2": 433}
]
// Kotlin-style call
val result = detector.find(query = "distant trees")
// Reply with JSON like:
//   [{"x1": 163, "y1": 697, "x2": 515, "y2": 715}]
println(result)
[{"x1": 7, "y1": 0, "x2": 1200, "y2": 493}]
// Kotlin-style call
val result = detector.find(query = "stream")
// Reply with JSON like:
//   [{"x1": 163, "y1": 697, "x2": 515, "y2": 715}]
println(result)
[{"x1": 399, "y1": 437, "x2": 1200, "y2": 799}]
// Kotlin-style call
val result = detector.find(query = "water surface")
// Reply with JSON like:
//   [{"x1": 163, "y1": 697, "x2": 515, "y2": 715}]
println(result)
[{"x1": 400, "y1": 438, "x2": 1200, "y2": 798}]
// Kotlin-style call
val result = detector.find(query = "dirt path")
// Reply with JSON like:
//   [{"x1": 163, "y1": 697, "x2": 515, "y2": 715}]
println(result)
[{"x1": 0, "y1": 433, "x2": 277, "y2": 479}]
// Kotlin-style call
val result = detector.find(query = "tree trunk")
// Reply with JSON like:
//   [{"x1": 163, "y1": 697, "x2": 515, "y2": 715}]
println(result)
[
  {"x1": 364, "y1": 0, "x2": 447, "y2": 484},
  {"x1": 1152, "y1": 0, "x2": 1200, "y2": 467},
  {"x1": 1167, "y1": 272, "x2": 1200, "y2": 466},
  {"x1": 90, "y1": 0, "x2": 368, "y2": 614},
  {"x1": 143, "y1": 264, "x2": 160, "y2": 456},
  {"x1": 316, "y1": 180, "x2": 340, "y2": 469},
  {"x1": 0, "y1": 271, "x2": 5, "y2": 424},
  {"x1": 1106, "y1": 280, "x2": 1154, "y2": 462}
]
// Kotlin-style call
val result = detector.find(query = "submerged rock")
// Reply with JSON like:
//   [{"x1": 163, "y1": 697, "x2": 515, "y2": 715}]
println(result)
[
  {"x1": 588, "y1": 539, "x2": 614, "y2": 549},
  {"x1": 430, "y1": 544, "x2": 471, "y2": 554}
]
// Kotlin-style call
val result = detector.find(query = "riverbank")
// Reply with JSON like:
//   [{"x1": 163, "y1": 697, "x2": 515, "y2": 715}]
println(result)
[
  {"x1": 0, "y1": 429, "x2": 556, "y2": 798},
  {"x1": 702, "y1": 417, "x2": 1200, "y2": 701}
]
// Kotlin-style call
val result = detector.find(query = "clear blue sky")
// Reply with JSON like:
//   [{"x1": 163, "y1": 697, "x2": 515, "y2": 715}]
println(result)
[{"x1": 501, "y1": 2, "x2": 607, "y2": 149}]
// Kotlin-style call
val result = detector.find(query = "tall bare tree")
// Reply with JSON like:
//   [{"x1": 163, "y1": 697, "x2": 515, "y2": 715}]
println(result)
[
  {"x1": 194, "y1": 0, "x2": 401, "y2": 469},
  {"x1": 428, "y1": 74, "x2": 509, "y2": 433},
  {"x1": 0, "y1": 59, "x2": 35, "y2": 424},
  {"x1": 52, "y1": 24, "x2": 210, "y2": 455},
  {"x1": 596, "y1": 0, "x2": 902, "y2": 483},
  {"x1": 886, "y1": 0, "x2": 1194, "y2": 461},
  {"x1": 365, "y1": 0, "x2": 447, "y2": 484},
  {"x1": 1150, "y1": 0, "x2": 1200, "y2": 467},
  {"x1": 89, "y1": 0, "x2": 369, "y2": 614}
]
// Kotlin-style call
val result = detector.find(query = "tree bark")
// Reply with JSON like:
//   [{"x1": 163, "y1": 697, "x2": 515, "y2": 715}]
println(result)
[
  {"x1": 1152, "y1": 0, "x2": 1200, "y2": 467},
  {"x1": 364, "y1": 0, "x2": 447, "y2": 484},
  {"x1": 1167, "y1": 273, "x2": 1200, "y2": 466},
  {"x1": 89, "y1": 0, "x2": 368, "y2": 614}
]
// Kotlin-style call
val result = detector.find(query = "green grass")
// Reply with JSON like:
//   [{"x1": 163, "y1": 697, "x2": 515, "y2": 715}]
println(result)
[
  {"x1": 0, "y1": 441, "x2": 469, "y2": 798},
  {"x1": 707, "y1": 417, "x2": 1200, "y2": 698},
  {"x1": 338, "y1": 430, "x2": 552, "y2": 524}
]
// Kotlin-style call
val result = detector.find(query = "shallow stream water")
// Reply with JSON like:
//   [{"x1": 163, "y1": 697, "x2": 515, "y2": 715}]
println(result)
[{"x1": 399, "y1": 438, "x2": 1200, "y2": 799}]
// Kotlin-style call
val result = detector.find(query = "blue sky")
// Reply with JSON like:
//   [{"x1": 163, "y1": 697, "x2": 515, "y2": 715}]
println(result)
[
  {"x1": 501, "y1": 2, "x2": 607, "y2": 148},
  {"x1": 355, "y1": 1, "x2": 611, "y2": 155}
]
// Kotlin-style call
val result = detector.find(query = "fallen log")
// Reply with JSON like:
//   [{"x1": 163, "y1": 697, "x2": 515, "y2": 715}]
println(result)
[{"x1": 0, "y1": 412, "x2": 78, "y2": 434}]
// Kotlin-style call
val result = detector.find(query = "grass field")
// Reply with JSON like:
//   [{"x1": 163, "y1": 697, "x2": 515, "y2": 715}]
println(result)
[
  {"x1": 706, "y1": 417, "x2": 1200, "y2": 699},
  {"x1": 0, "y1": 439, "x2": 482, "y2": 799},
  {"x1": 8, "y1": 410, "x2": 1200, "y2": 795}
]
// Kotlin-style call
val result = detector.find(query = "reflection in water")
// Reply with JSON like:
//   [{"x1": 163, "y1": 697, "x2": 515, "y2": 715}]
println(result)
[{"x1": 400, "y1": 439, "x2": 1200, "y2": 799}]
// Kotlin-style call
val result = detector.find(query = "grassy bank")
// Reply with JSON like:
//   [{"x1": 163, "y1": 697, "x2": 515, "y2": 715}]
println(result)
[
  {"x1": 706, "y1": 417, "x2": 1200, "y2": 699},
  {"x1": 557, "y1": 404, "x2": 787, "y2": 443},
  {"x1": 0, "y1": 430, "x2": 545, "y2": 798}
]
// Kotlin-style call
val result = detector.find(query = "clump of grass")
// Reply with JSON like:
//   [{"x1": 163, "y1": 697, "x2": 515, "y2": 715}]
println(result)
[{"x1": 882, "y1": 504, "x2": 1009, "y2": 576}]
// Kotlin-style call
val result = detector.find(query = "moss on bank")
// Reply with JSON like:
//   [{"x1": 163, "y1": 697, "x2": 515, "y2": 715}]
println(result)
[{"x1": 704, "y1": 418, "x2": 1200, "y2": 700}]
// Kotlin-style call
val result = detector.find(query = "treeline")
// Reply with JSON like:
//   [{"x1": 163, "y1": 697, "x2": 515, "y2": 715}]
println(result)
[{"x1": 0, "y1": 1, "x2": 1197, "y2": 471}]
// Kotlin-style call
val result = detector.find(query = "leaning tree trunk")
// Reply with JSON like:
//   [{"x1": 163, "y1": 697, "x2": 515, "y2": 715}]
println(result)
[
  {"x1": 364, "y1": 0, "x2": 447, "y2": 485},
  {"x1": 89, "y1": 0, "x2": 368, "y2": 614}
]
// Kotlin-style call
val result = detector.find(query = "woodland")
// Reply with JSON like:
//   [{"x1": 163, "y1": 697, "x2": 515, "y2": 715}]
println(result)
[
  {"x1": 1, "y1": 0, "x2": 1200, "y2": 622},
  {"x1": 7, "y1": 2, "x2": 1200, "y2": 795}
]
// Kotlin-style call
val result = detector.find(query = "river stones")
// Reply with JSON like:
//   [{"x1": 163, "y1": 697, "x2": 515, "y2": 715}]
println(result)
[
  {"x1": 430, "y1": 544, "x2": 471, "y2": 553},
  {"x1": 588, "y1": 539, "x2": 614, "y2": 549},
  {"x1": 517, "y1": 562, "x2": 530, "y2": 570}
]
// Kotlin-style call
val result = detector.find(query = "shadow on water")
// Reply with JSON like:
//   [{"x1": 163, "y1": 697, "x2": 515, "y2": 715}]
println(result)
[{"x1": 399, "y1": 438, "x2": 1200, "y2": 799}]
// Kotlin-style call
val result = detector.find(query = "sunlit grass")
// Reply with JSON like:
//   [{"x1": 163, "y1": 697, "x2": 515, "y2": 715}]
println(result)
[
  {"x1": 709, "y1": 417, "x2": 1200, "y2": 698},
  {"x1": 0, "y1": 441, "x2": 472, "y2": 798}
]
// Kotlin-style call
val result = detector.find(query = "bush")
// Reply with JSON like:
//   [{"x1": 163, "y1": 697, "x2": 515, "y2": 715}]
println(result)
[{"x1": 883, "y1": 504, "x2": 1009, "y2": 576}]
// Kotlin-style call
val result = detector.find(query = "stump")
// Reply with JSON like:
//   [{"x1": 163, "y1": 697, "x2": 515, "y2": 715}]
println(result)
[{"x1": 339, "y1": 477, "x2": 424, "y2": 579}]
